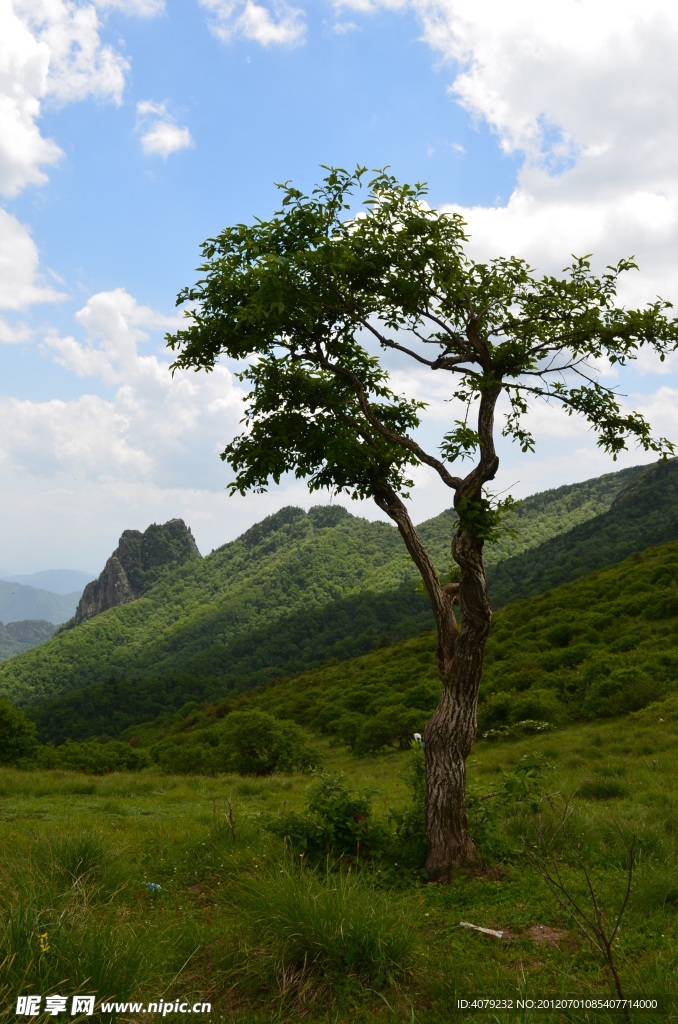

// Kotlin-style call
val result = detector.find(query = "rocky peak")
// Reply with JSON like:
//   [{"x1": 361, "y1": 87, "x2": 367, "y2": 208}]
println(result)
[{"x1": 73, "y1": 519, "x2": 201, "y2": 625}]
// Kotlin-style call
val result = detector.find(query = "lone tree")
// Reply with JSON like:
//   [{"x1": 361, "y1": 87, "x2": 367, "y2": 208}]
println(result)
[{"x1": 167, "y1": 167, "x2": 677, "y2": 880}]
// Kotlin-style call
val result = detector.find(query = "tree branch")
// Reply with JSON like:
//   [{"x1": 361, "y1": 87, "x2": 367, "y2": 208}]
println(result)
[
  {"x1": 316, "y1": 349, "x2": 464, "y2": 490},
  {"x1": 372, "y1": 481, "x2": 458, "y2": 637}
]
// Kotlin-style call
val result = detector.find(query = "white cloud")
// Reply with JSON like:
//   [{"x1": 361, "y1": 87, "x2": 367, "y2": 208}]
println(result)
[
  {"x1": 95, "y1": 0, "x2": 165, "y2": 14},
  {"x1": 136, "y1": 99, "x2": 193, "y2": 157},
  {"x1": 0, "y1": 0, "x2": 164, "y2": 329},
  {"x1": 1, "y1": 0, "x2": 169, "y2": 197},
  {"x1": 334, "y1": 0, "x2": 406, "y2": 11},
  {"x1": 0, "y1": 2, "x2": 62, "y2": 196},
  {"x1": 332, "y1": 19, "x2": 357, "y2": 34},
  {"x1": 0, "y1": 316, "x2": 32, "y2": 343},
  {"x1": 0, "y1": 313, "x2": 31, "y2": 342},
  {"x1": 140, "y1": 122, "x2": 193, "y2": 158},
  {"x1": 0, "y1": 208, "x2": 66, "y2": 309},
  {"x1": 337, "y1": 1, "x2": 678, "y2": 311},
  {"x1": 23, "y1": 288, "x2": 247, "y2": 490},
  {"x1": 12, "y1": 0, "x2": 130, "y2": 107},
  {"x1": 200, "y1": 0, "x2": 306, "y2": 46}
]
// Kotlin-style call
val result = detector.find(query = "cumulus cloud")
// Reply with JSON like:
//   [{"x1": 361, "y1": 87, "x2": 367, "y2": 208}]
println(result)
[
  {"x1": 200, "y1": 0, "x2": 306, "y2": 47},
  {"x1": 0, "y1": 284, "x2": 267, "y2": 567},
  {"x1": 1, "y1": 0, "x2": 167, "y2": 197},
  {"x1": 0, "y1": 208, "x2": 66, "y2": 309},
  {"x1": 22, "y1": 288, "x2": 247, "y2": 490},
  {"x1": 0, "y1": 2, "x2": 62, "y2": 196},
  {"x1": 335, "y1": 1, "x2": 678, "y2": 310},
  {"x1": 0, "y1": 316, "x2": 32, "y2": 343},
  {"x1": 12, "y1": 0, "x2": 130, "y2": 107},
  {"x1": 334, "y1": 0, "x2": 406, "y2": 11},
  {"x1": 136, "y1": 100, "x2": 193, "y2": 158}
]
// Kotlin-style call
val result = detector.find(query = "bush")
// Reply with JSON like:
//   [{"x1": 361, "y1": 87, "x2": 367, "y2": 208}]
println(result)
[
  {"x1": 389, "y1": 745, "x2": 427, "y2": 867},
  {"x1": 511, "y1": 688, "x2": 566, "y2": 725},
  {"x1": 267, "y1": 772, "x2": 389, "y2": 863},
  {"x1": 333, "y1": 712, "x2": 365, "y2": 750},
  {"x1": 35, "y1": 739, "x2": 151, "y2": 774},
  {"x1": 222, "y1": 865, "x2": 416, "y2": 992},
  {"x1": 477, "y1": 690, "x2": 513, "y2": 731},
  {"x1": 223, "y1": 709, "x2": 320, "y2": 775},
  {"x1": 355, "y1": 704, "x2": 422, "y2": 753},
  {"x1": 0, "y1": 699, "x2": 37, "y2": 764}
]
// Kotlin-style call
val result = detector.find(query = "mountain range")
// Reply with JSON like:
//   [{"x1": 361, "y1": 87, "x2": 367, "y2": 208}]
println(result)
[
  {"x1": 0, "y1": 569, "x2": 94, "y2": 595},
  {"x1": 0, "y1": 580, "x2": 81, "y2": 629},
  {"x1": 2, "y1": 459, "x2": 676, "y2": 745}
]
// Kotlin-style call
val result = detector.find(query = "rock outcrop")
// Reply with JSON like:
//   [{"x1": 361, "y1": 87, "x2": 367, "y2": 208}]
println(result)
[{"x1": 74, "y1": 519, "x2": 201, "y2": 624}]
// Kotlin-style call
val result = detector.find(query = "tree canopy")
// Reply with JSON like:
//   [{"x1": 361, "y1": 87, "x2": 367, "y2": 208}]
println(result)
[{"x1": 168, "y1": 166, "x2": 677, "y2": 524}]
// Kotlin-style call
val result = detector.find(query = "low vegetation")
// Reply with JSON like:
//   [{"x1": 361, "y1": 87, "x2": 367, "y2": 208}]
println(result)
[{"x1": 2, "y1": 712, "x2": 676, "y2": 1022}]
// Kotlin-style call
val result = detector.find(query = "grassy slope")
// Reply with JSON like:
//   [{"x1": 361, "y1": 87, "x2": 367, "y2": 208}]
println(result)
[
  {"x1": 0, "y1": 464, "x2": 652, "y2": 714},
  {"x1": 2, "y1": 710, "x2": 677, "y2": 1022}
]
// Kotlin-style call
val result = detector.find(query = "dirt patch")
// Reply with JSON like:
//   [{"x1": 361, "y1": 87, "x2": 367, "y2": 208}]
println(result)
[
  {"x1": 501, "y1": 925, "x2": 569, "y2": 947},
  {"x1": 524, "y1": 925, "x2": 569, "y2": 947}
]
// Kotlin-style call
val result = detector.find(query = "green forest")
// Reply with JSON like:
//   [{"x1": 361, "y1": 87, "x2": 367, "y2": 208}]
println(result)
[
  {"x1": 0, "y1": 459, "x2": 675, "y2": 776},
  {"x1": 1, "y1": 461, "x2": 673, "y2": 725}
]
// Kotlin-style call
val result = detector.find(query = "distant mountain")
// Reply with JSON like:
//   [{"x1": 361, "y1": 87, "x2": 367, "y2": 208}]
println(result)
[
  {"x1": 0, "y1": 570, "x2": 94, "y2": 596},
  {"x1": 0, "y1": 620, "x2": 57, "y2": 662},
  {"x1": 0, "y1": 461, "x2": 661, "y2": 722},
  {"x1": 0, "y1": 580, "x2": 81, "y2": 626}
]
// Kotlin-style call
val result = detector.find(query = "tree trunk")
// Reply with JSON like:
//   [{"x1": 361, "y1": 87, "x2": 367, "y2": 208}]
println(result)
[
  {"x1": 372, "y1": 478, "x2": 495, "y2": 881},
  {"x1": 424, "y1": 527, "x2": 493, "y2": 881}
]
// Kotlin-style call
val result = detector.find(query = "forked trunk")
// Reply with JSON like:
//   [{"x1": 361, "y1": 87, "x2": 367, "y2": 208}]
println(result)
[
  {"x1": 372, "y1": 480, "x2": 495, "y2": 881},
  {"x1": 424, "y1": 528, "x2": 492, "y2": 881}
]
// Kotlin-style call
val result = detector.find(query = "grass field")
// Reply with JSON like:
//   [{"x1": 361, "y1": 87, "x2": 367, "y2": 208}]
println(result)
[{"x1": 2, "y1": 704, "x2": 677, "y2": 1023}]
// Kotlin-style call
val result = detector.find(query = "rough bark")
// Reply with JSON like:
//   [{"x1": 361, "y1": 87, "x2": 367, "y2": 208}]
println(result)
[
  {"x1": 424, "y1": 527, "x2": 493, "y2": 879},
  {"x1": 373, "y1": 384, "x2": 501, "y2": 880}
]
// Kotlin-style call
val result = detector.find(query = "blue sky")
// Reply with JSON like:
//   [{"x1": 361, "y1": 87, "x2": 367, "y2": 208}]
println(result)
[{"x1": 2, "y1": 0, "x2": 677, "y2": 572}]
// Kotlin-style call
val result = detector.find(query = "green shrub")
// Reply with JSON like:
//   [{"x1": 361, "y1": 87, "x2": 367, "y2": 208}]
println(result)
[
  {"x1": 222, "y1": 865, "x2": 416, "y2": 991},
  {"x1": 578, "y1": 777, "x2": 629, "y2": 800},
  {"x1": 355, "y1": 704, "x2": 422, "y2": 753},
  {"x1": 223, "y1": 709, "x2": 320, "y2": 775},
  {"x1": 511, "y1": 688, "x2": 566, "y2": 725},
  {"x1": 333, "y1": 712, "x2": 365, "y2": 749},
  {"x1": 478, "y1": 690, "x2": 513, "y2": 731},
  {"x1": 35, "y1": 739, "x2": 150, "y2": 774},
  {"x1": 644, "y1": 592, "x2": 678, "y2": 620},
  {"x1": 388, "y1": 745, "x2": 427, "y2": 867},
  {"x1": 546, "y1": 623, "x2": 576, "y2": 647},
  {"x1": 0, "y1": 699, "x2": 37, "y2": 764},
  {"x1": 267, "y1": 772, "x2": 389, "y2": 863}
]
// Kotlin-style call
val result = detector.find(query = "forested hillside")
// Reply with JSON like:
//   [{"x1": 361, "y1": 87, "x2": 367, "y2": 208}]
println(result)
[
  {"x1": 2, "y1": 461, "x2": 673, "y2": 725},
  {"x1": 112, "y1": 536, "x2": 678, "y2": 773},
  {"x1": 488, "y1": 458, "x2": 678, "y2": 606},
  {"x1": 0, "y1": 620, "x2": 56, "y2": 662}
]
